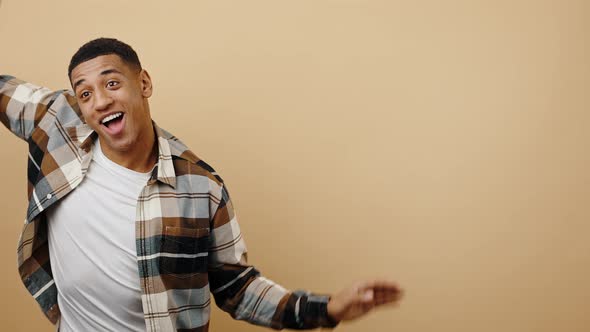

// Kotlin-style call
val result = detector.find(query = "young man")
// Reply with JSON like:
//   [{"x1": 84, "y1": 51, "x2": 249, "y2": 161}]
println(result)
[{"x1": 0, "y1": 38, "x2": 402, "y2": 331}]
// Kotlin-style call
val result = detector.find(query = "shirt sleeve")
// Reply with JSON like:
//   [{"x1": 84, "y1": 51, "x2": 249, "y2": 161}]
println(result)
[
  {"x1": 0, "y1": 75, "x2": 58, "y2": 141},
  {"x1": 207, "y1": 184, "x2": 339, "y2": 330}
]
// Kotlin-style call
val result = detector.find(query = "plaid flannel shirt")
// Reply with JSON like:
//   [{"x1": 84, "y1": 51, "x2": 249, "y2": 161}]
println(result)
[{"x1": 0, "y1": 75, "x2": 338, "y2": 331}]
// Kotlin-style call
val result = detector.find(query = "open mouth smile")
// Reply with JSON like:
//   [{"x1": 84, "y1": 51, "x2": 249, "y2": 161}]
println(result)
[{"x1": 100, "y1": 112, "x2": 125, "y2": 135}]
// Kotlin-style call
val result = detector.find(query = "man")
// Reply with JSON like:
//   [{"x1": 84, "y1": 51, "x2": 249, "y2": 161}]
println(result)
[{"x1": 0, "y1": 38, "x2": 402, "y2": 331}]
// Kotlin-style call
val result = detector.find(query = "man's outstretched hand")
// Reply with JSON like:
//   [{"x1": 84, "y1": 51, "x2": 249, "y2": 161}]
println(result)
[{"x1": 327, "y1": 279, "x2": 403, "y2": 323}]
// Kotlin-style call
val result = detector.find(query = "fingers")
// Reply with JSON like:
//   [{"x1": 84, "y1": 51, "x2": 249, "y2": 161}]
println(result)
[
  {"x1": 374, "y1": 289, "x2": 403, "y2": 306},
  {"x1": 359, "y1": 279, "x2": 400, "y2": 291},
  {"x1": 355, "y1": 279, "x2": 403, "y2": 307},
  {"x1": 358, "y1": 280, "x2": 402, "y2": 296},
  {"x1": 361, "y1": 289, "x2": 374, "y2": 301}
]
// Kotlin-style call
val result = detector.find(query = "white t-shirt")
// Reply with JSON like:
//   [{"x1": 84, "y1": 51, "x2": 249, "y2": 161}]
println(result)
[{"x1": 46, "y1": 138, "x2": 151, "y2": 332}]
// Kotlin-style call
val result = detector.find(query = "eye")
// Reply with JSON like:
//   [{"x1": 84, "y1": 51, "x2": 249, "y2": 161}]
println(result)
[
  {"x1": 107, "y1": 80, "x2": 119, "y2": 88},
  {"x1": 79, "y1": 91, "x2": 91, "y2": 99}
]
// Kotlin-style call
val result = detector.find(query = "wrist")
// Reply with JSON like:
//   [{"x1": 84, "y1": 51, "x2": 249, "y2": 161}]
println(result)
[{"x1": 326, "y1": 297, "x2": 342, "y2": 324}]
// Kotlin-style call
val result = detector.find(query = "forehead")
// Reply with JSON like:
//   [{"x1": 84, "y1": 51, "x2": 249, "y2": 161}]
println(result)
[{"x1": 71, "y1": 54, "x2": 134, "y2": 84}]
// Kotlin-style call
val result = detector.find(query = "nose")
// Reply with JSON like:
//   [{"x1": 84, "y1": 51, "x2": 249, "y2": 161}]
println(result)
[{"x1": 94, "y1": 89, "x2": 113, "y2": 112}]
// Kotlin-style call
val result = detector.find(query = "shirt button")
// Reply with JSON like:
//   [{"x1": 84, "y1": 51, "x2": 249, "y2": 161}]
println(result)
[{"x1": 46, "y1": 193, "x2": 52, "y2": 199}]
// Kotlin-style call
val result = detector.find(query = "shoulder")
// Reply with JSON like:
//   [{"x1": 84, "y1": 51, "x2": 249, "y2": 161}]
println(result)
[{"x1": 157, "y1": 126, "x2": 225, "y2": 187}]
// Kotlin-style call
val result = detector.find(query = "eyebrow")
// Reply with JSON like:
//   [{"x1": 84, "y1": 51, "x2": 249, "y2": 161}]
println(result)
[{"x1": 73, "y1": 68, "x2": 123, "y2": 92}]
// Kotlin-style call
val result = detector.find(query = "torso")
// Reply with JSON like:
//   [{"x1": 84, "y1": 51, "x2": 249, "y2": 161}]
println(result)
[{"x1": 46, "y1": 138, "x2": 151, "y2": 331}]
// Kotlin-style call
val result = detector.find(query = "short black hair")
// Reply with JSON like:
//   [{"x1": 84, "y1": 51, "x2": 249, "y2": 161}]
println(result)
[{"x1": 68, "y1": 37, "x2": 142, "y2": 81}]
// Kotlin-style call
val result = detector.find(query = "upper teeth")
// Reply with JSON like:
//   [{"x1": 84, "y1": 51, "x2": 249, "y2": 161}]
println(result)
[{"x1": 101, "y1": 112, "x2": 123, "y2": 124}]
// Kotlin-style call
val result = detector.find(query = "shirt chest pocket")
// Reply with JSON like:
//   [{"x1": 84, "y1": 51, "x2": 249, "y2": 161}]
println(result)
[{"x1": 160, "y1": 226, "x2": 209, "y2": 278}]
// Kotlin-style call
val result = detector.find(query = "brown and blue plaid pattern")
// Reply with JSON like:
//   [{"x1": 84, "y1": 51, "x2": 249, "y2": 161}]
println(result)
[{"x1": 1, "y1": 75, "x2": 337, "y2": 331}]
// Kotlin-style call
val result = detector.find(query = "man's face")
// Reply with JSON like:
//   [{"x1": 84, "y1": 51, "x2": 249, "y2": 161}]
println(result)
[{"x1": 70, "y1": 54, "x2": 153, "y2": 158}]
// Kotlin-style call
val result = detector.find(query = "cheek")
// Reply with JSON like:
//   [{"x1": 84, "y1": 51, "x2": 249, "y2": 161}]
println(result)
[{"x1": 80, "y1": 107, "x2": 96, "y2": 125}]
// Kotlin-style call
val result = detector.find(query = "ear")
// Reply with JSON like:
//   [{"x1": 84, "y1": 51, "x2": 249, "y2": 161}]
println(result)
[{"x1": 139, "y1": 69, "x2": 153, "y2": 98}]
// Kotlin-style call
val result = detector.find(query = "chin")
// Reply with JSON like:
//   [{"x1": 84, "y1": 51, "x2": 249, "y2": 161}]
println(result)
[{"x1": 101, "y1": 139, "x2": 133, "y2": 153}]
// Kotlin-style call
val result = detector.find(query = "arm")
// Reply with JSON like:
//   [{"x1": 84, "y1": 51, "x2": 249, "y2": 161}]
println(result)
[
  {"x1": 208, "y1": 184, "x2": 338, "y2": 329},
  {"x1": 0, "y1": 75, "x2": 59, "y2": 141}
]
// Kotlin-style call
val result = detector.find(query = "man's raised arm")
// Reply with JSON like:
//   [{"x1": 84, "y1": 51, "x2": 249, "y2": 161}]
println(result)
[{"x1": 0, "y1": 75, "x2": 63, "y2": 141}]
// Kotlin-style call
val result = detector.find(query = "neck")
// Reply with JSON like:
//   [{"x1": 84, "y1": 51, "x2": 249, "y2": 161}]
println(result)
[{"x1": 99, "y1": 126, "x2": 158, "y2": 173}]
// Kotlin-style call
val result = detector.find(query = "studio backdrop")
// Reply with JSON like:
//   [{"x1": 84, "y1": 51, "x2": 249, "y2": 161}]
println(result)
[{"x1": 1, "y1": 1, "x2": 589, "y2": 331}]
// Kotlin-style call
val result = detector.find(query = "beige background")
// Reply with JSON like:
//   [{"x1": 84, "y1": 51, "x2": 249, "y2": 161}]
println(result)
[{"x1": 1, "y1": 1, "x2": 589, "y2": 331}]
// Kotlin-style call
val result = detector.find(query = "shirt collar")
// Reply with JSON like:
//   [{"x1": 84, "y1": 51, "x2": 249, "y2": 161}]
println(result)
[
  {"x1": 66, "y1": 121, "x2": 177, "y2": 189},
  {"x1": 152, "y1": 123, "x2": 176, "y2": 188}
]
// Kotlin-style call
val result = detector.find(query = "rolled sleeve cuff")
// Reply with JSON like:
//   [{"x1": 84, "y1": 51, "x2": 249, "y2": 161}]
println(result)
[{"x1": 294, "y1": 291, "x2": 340, "y2": 329}]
